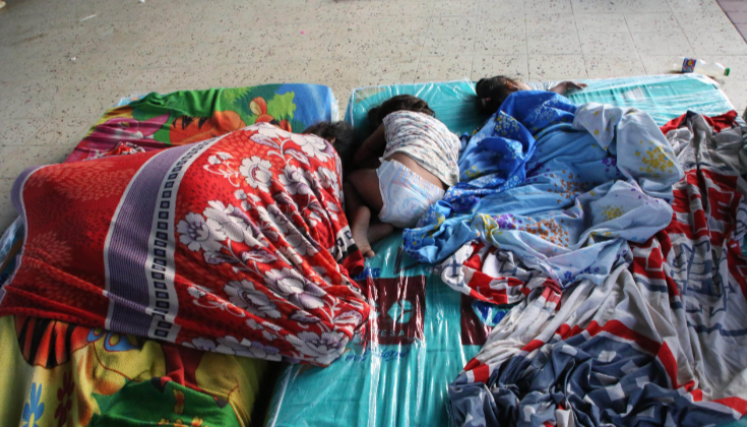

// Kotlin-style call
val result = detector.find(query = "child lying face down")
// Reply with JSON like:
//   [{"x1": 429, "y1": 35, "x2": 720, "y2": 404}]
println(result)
[
  {"x1": 334, "y1": 95, "x2": 461, "y2": 258},
  {"x1": 475, "y1": 75, "x2": 587, "y2": 114}
]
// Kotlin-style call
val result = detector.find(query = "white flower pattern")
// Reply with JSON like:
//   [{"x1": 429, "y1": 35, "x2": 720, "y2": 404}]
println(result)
[
  {"x1": 246, "y1": 319, "x2": 264, "y2": 330},
  {"x1": 168, "y1": 125, "x2": 363, "y2": 366},
  {"x1": 184, "y1": 337, "x2": 217, "y2": 352},
  {"x1": 286, "y1": 231, "x2": 318, "y2": 257},
  {"x1": 216, "y1": 336, "x2": 282, "y2": 361},
  {"x1": 279, "y1": 165, "x2": 313, "y2": 196},
  {"x1": 187, "y1": 284, "x2": 211, "y2": 299},
  {"x1": 265, "y1": 268, "x2": 327, "y2": 309},
  {"x1": 295, "y1": 134, "x2": 330, "y2": 162},
  {"x1": 177, "y1": 212, "x2": 224, "y2": 252},
  {"x1": 204, "y1": 201, "x2": 247, "y2": 242},
  {"x1": 268, "y1": 208, "x2": 292, "y2": 234},
  {"x1": 314, "y1": 167, "x2": 340, "y2": 197},
  {"x1": 224, "y1": 279, "x2": 282, "y2": 319},
  {"x1": 240, "y1": 156, "x2": 273, "y2": 192},
  {"x1": 287, "y1": 331, "x2": 349, "y2": 366}
]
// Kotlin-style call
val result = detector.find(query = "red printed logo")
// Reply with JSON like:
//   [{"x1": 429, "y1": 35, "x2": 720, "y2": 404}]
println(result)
[{"x1": 369, "y1": 276, "x2": 425, "y2": 345}]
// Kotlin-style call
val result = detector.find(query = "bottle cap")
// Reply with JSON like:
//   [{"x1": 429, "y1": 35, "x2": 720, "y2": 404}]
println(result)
[{"x1": 725, "y1": 68, "x2": 731, "y2": 77}]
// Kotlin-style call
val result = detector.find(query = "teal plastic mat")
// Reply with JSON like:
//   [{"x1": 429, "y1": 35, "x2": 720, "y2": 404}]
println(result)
[
  {"x1": 266, "y1": 234, "x2": 487, "y2": 427},
  {"x1": 344, "y1": 74, "x2": 735, "y2": 138}
]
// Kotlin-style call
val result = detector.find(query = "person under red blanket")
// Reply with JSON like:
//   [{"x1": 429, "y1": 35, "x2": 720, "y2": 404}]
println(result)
[{"x1": 0, "y1": 123, "x2": 369, "y2": 367}]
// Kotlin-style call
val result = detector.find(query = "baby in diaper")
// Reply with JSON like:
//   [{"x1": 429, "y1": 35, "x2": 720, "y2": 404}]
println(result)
[{"x1": 346, "y1": 95, "x2": 460, "y2": 258}]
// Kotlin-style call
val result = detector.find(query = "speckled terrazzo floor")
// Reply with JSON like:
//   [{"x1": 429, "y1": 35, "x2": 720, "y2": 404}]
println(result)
[{"x1": 1, "y1": 0, "x2": 747, "y2": 228}]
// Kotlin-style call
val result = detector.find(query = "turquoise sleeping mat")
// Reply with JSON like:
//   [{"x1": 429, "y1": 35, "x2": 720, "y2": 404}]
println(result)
[
  {"x1": 344, "y1": 74, "x2": 735, "y2": 138},
  {"x1": 266, "y1": 234, "x2": 486, "y2": 427},
  {"x1": 266, "y1": 74, "x2": 738, "y2": 427}
]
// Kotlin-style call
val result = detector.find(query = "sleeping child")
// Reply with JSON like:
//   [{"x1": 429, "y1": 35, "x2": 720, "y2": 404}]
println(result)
[
  {"x1": 475, "y1": 76, "x2": 587, "y2": 114},
  {"x1": 344, "y1": 95, "x2": 461, "y2": 258}
]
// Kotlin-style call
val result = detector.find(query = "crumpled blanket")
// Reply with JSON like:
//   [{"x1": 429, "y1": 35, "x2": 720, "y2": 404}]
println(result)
[
  {"x1": 406, "y1": 91, "x2": 683, "y2": 290},
  {"x1": 0, "y1": 123, "x2": 369, "y2": 367},
  {"x1": 446, "y1": 112, "x2": 747, "y2": 426}
]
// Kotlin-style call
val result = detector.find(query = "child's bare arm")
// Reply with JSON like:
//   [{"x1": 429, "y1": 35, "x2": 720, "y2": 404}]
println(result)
[{"x1": 353, "y1": 124, "x2": 387, "y2": 166}]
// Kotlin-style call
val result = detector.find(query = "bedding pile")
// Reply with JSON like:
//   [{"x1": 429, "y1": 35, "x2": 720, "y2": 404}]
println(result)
[
  {"x1": 0, "y1": 83, "x2": 342, "y2": 427},
  {"x1": 2, "y1": 75, "x2": 747, "y2": 427},
  {"x1": 438, "y1": 109, "x2": 747, "y2": 425},
  {"x1": 0, "y1": 123, "x2": 367, "y2": 366},
  {"x1": 405, "y1": 91, "x2": 683, "y2": 274}
]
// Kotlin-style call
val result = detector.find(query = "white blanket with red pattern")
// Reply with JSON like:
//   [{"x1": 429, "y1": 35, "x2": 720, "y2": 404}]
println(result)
[{"x1": 445, "y1": 113, "x2": 747, "y2": 427}]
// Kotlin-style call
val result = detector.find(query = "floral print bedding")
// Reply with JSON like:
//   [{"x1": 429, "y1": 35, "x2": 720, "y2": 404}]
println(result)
[{"x1": 0, "y1": 123, "x2": 368, "y2": 367}]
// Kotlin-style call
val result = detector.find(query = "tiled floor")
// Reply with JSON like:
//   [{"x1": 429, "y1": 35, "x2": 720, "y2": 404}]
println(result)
[{"x1": 1, "y1": 0, "x2": 747, "y2": 228}]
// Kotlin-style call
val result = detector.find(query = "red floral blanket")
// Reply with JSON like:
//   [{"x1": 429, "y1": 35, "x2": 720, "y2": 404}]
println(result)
[{"x1": 0, "y1": 123, "x2": 368, "y2": 367}]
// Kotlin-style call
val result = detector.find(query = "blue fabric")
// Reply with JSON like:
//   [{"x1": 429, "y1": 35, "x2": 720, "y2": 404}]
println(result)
[
  {"x1": 404, "y1": 91, "x2": 683, "y2": 288},
  {"x1": 0, "y1": 218, "x2": 22, "y2": 287},
  {"x1": 450, "y1": 91, "x2": 576, "y2": 213},
  {"x1": 453, "y1": 330, "x2": 740, "y2": 427}
]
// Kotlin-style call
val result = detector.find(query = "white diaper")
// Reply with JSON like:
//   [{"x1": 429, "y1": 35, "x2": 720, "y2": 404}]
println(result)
[{"x1": 376, "y1": 159, "x2": 445, "y2": 229}]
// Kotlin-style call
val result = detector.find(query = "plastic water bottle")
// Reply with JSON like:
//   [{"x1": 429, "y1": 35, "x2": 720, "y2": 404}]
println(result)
[{"x1": 673, "y1": 57, "x2": 730, "y2": 80}]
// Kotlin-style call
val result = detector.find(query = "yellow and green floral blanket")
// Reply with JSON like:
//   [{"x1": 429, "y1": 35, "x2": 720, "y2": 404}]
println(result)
[{"x1": 0, "y1": 315, "x2": 267, "y2": 427}]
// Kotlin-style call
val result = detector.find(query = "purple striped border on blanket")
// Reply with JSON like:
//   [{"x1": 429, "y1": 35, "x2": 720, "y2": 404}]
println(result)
[
  {"x1": 1, "y1": 166, "x2": 41, "y2": 304},
  {"x1": 103, "y1": 138, "x2": 219, "y2": 340},
  {"x1": 104, "y1": 144, "x2": 193, "y2": 337}
]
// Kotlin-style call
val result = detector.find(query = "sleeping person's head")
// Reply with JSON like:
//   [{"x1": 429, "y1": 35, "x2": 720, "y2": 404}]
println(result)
[
  {"x1": 303, "y1": 121, "x2": 357, "y2": 172},
  {"x1": 475, "y1": 76, "x2": 532, "y2": 114},
  {"x1": 367, "y1": 95, "x2": 436, "y2": 132}
]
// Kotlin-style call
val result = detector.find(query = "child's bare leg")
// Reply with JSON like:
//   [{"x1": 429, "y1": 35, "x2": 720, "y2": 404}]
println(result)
[
  {"x1": 353, "y1": 206, "x2": 376, "y2": 258},
  {"x1": 346, "y1": 169, "x2": 389, "y2": 257},
  {"x1": 344, "y1": 182, "x2": 375, "y2": 258},
  {"x1": 348, "y1": 169, "x2": 384, "y2": 212},
  {"x1": 348, "y1": 168, "x2": 398, "y2": 245}
]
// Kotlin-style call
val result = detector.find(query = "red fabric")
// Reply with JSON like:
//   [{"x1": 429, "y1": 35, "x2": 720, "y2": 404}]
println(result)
[
  {"x1": 1, "y1": 124, "x2": 368, "y2": 366},
  {"x1": 659, "y1": 110, "x2": 738, "y2": 134}
]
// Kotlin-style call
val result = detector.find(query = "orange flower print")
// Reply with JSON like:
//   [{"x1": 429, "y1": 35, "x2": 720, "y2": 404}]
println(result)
[
  {"x1": 173, "y1": 389, "x2": 185, "y2": 415},
  {"x1": 170, "y1": 111, "x2": 246, "y2": 146},
  {"x1": 169, "y1": 418, "x2": 208, "y2": 427}
]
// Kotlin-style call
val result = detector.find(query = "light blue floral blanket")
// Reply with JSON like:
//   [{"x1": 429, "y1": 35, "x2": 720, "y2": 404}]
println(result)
[{"x1": 404, "y1": 91, "x2": 683, "y2": 289}]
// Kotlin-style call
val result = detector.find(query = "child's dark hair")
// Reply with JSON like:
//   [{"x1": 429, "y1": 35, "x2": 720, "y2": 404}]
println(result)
[
  {"x1": 367, "y1": 95, "x2": 435, "y2": 131},
  {"x1": 303, "y1": 121, "x2": 357, "y2": 171},
  {"x1": 475, "y1": 76, "x2": 519, "y2": 114}
]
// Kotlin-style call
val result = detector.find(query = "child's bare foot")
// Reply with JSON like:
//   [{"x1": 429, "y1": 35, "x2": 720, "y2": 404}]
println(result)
[{"x1": 352, "y1": 206, "x2": 375, "y2": 258}]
